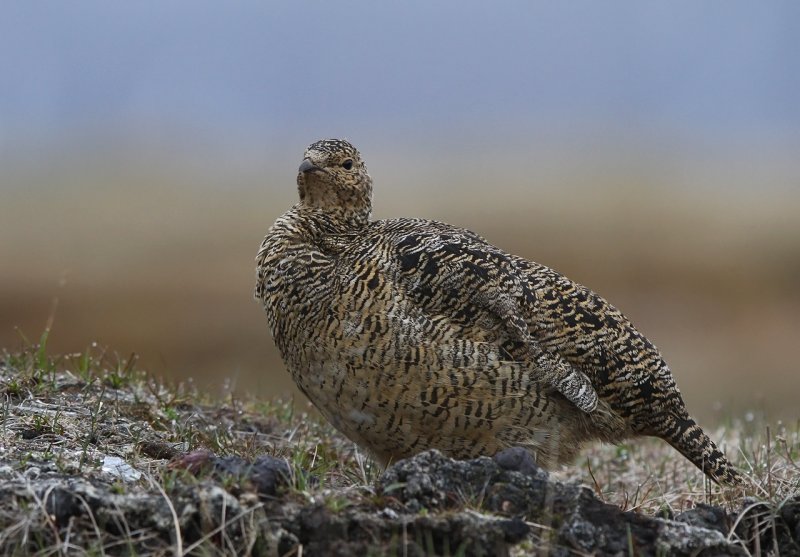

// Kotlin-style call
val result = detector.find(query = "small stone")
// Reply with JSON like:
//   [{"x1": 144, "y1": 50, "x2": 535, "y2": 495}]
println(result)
[
  {"x1": 493, "y1": 447, "x2": 548, "y2": 479},
  {"x1": 101, "y1": 455, "x2": 142, "y2": 482}
]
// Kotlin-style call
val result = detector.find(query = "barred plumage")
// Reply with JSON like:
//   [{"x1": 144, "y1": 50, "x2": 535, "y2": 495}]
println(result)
[{"x1": 255, "y1": 138, "x2": 742, "y2": 485}]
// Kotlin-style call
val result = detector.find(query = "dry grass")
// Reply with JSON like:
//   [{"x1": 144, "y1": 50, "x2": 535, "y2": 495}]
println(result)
[
  {"x1": 1, "y1": 331, "x2": 798, "y2": 555},
  {"x1": 558, "y1": 421, "x2": 800, "y2": 514},
  {"x1": 0, "y1": 332, "x2": 377, "y2": 555}
]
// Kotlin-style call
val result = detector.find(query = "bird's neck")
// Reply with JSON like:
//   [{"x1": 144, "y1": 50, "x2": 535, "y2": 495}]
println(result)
[
  {"x1": 297, "y1": 199, "x2": 372, "y2": 231},
  {"x1": 284, "y1": 204, "x2": 371, "y2": 238},
  {"x1": 297, "y1": 176, "x2": 373, "y2": 230}
]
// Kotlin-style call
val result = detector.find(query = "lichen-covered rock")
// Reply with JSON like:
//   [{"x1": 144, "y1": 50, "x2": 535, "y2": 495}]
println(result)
[
  {"x1": 171, "y1": 450, "x2": 293, "y2": 497},
  {"x1": 675, "y1": 503, "x2": 734, "y2": 535},
  {"x1": 282, "y1": 503, "x2": 529, "y2": 557},
  {"x1": 380, "y1": 449, "x2": 748, "y2": 556},
  {"x1": 3, "y1": 445, "x2": 798, "y2": 556},
  {"x1": 0, "y1": 475, "x2": 288, "y2": 555}
]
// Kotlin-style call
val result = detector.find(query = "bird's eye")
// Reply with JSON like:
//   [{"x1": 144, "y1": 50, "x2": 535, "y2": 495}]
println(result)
[{"x1": 342, "y1": 159, "x2": 354, "y2": 170}]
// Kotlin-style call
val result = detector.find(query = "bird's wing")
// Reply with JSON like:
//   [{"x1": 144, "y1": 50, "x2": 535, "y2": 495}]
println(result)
[{"x1": 369, "y1": 219, "x2": 599, "y2": 413}]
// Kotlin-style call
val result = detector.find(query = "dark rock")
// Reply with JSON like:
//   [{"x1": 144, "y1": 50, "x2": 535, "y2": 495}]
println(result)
[
  {"x1": 209, "y1": 454, "x2": 292, "y2": 497},
  {"x1": 248, "y1": 455, "x2": 293, "y2": 496},
  {"x1": 380, "y1": 448, "x2": 550, "y2": 514},
  {"x1": 1, "y1": 445, "x2": 793, "y2": 556},
  {"x1": 493, "y1": 446, "x2": 548, "y2": 480},
  {"x1": 781, "y1": 500, "x2": 800, "y2": 546},
  {"x1": 380, "y1": 449, "x2": 747, "y2": 556},
  {"x1": 2, "y1": 477, "x2": 286, "y2": 554},
  {"x1": 170, "y1": 451, "x2": 292, "y2": 497},
  {"x1": 498, "y1": 515, "x2": 530, "y2": 542},
  {"x1": 676, "y1": 503, "x2": 733, "y2": 536},
  {"x1": 138, "y1": 439, "x2": 181, "y2": 460},
  {"x1": 283, "y1": 503, "x2": 529, "y2": 557},
  {"x1": 42, "y1": 486, "x2": 82, "y2": 527},
  {"x1": 734, "y1": 497, "x2": 800, "y2": 557},
  {"x1": 19, "y1": 427, "x2": 47, "y2": 440}
]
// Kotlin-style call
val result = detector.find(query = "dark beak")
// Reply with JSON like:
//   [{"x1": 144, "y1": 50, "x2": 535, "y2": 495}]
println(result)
[{"x1": 298, "y1": 158, "x2": 322, "y2": 173}]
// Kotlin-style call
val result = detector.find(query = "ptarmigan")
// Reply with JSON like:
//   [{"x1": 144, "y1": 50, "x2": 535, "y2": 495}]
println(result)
[{"x1": 255, "y1": 138, "x2": 742, "y2": 485}]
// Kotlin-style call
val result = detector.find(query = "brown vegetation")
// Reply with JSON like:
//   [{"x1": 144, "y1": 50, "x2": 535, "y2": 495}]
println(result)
[{"x1": 2, "y1": 153, "x2": 799, "y2": 424}]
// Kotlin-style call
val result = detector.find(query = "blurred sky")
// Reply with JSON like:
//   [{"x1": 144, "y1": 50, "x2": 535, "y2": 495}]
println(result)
[{"x1": 2, "y1": 1, "x2": 800, "y2": 168}]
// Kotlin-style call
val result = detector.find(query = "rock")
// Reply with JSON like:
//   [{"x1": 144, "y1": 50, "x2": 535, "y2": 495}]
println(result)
[
  {"x1": 43, "y1": 486, "x2": 83, "y2": 527},
  {"x1": 380, "y1": 449, "x2": 749, "y2": 556},
  {"x1": 2, "y1": 476, "x2": 282, "y2": 555},
  {"x1": 169, "y1": 451, "x2": 292, "y2": 498},
  {"x1": 101, "y1": 455, "x2": 142, "y2": 481},
  {"x1": 247, "y1": 455, "x2": 293, "y2": 497},
  {"x1": 380, "y1": 448, "x2": 551, "y2": 515},
  {"x1": 734, "y1": 498, "x2": 800, "y2": 556},
  {"x1": 493, "y1": 446, "x2": 549, "y2": 480},
  {"x1": 138, "y1": 439, "x2": 181, "y2": 460},
  {"x1": 676, "y1": 503, "x2": 733, "y2": 535},
  {"x1": 3, "y1": 446, "x2": 798, "y2": 556},
  {"x1": 209, "y1": 454, "x2": 292, "y2": 497},
  {"x1": 285, "y1": 503, "x2": 529, "y2": 557}
]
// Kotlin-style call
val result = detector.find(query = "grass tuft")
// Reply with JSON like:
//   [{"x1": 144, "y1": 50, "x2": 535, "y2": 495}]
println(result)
[{"x1": 0, "y1": 332, "x2": 798, "y2": 554}]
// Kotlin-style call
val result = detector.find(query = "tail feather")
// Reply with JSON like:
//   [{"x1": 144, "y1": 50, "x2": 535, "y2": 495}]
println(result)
[{"x1": 655, "y1": 414, "x2": 743, "y2": 486}]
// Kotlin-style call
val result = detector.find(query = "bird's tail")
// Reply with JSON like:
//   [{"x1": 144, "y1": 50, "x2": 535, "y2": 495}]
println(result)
[{"x1": 654, "y1": 413, "x2": 743, "y2": 486}]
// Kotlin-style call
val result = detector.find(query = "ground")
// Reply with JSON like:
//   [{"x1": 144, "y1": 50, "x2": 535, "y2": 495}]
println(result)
[{"x1": 1, "y1": 333, "x2": 798, "y2": 556}]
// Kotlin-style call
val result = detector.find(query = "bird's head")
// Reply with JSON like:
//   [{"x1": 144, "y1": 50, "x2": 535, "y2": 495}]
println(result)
[{"x1": 296, "y1": 138, "x2": 373, "y2": 226}]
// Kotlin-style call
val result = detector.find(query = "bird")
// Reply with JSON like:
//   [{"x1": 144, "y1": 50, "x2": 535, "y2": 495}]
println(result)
[{"x1": 255, "y1": 138, "x2": 743, "y2": 485}]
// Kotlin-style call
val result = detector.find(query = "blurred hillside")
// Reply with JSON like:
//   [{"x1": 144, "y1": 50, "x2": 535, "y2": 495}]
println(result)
[{"x1": 2, "y1": 144, "x2": 798, "y2": 423}]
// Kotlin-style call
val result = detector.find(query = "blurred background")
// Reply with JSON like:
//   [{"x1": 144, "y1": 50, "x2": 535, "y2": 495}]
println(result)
[{"x1": 1, "y1": 2, "x2": 798, "y2": 423}]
